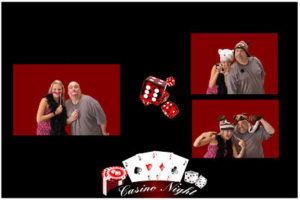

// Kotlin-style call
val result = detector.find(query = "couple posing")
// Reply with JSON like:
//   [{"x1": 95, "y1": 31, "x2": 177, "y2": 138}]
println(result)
[
  {"x1": 207, "y1": 40, "x2": 265, "y2": 94},
  {"x1": 193, "y1": 114, "x2": 275, "y2": 158},
  {"x1": 36, "y1": 80, "x2": 108, "y2": 136}
]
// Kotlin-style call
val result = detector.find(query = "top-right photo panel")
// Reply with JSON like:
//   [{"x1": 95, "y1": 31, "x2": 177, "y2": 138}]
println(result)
[{"x1": 191, "y1": 33, "x2": 278, "y2": 95}]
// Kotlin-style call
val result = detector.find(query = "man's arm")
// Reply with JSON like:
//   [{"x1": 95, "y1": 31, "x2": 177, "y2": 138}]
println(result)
[
  {"x1": 260, "y1": 118, "x2": 275, "y2": 135},
  {"x1": 91, "y1": 98, "x2": 108, "y2": 135},
  {"x1": 100, "y1": 123, "x2": 109, "y2": 136},
  {"x1": 254, "y1": 57, "x2": 265, "y2": 85}
]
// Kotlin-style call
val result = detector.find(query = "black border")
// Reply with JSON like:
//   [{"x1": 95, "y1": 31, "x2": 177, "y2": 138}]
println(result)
[{"x1": 2, "y1": 2, "x2": 298, "y2": 198}]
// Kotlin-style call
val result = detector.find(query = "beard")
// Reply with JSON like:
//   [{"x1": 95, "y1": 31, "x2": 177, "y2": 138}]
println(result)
[{"x1": 236, "y1": 55, "x2": 248, "y2": 65}]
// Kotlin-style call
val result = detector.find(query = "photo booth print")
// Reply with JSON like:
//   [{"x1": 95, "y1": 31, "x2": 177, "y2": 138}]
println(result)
[{"x1": 139, "y1": 76, "x2": 179, "y2": 119}]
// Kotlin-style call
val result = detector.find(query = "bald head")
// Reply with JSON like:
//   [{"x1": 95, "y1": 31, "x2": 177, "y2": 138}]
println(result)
[
  {"x1": 68, "y1": 81, "x2": 81, "y2": 98},
  {"x1": 68, "y1": 81, "x2": 80, "y2": 88}
]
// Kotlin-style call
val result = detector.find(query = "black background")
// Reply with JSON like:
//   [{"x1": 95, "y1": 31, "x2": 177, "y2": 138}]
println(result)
[{"x1": 2, "y1": 2, "x2": 298, "y2": 198}]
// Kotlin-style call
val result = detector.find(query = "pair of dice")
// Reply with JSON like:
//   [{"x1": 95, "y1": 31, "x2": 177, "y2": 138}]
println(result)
[
  {"x1": 139, "y1": 76, "x2": 179, "y2": 119},
  {"x1": 184, "y1": 171, "x2": 207, "y2": 189}
]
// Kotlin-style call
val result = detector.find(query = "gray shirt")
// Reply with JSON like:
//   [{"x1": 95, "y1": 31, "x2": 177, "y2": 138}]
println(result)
[
  {"x1": 233, "y1": 126, "x2": 273, "y2": 158},
  {"x1": 65, "y1": 94, "x2": 106, "y2": 135},
  {"x1": 227, "y1": 57, "x2": 265, "y2": 94}
]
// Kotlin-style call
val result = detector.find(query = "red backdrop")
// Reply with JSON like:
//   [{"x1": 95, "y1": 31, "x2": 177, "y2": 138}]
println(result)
[
  {"x1": 192, "y1": 100, "x2": 279, "y2": 158},
  {"x1": 191, "y1": 33, "x2": 278, "y2": 94},
  {"x1": 13, "y1": 64, "x2": 120, "y2": 136}
]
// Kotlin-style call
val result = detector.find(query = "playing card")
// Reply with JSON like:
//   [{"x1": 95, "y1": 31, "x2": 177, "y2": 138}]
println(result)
[
  {"x1": 141, "y1": 151, "x2": 161, "y2": 181},
  {"x1": 169, "y1": 154, "x2": 189, "y2": 182},
  {"x1": 122, "y1": 154, "x2": 149, "y2": 182},
  {"x1": 154, "y1": 151, "x2": 174, "y2": 181}
]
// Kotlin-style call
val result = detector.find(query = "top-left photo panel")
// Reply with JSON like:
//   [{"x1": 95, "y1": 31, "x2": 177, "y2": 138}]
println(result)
[{"x1": 13, "y1": 64, "x2": 120, "y2": 136}]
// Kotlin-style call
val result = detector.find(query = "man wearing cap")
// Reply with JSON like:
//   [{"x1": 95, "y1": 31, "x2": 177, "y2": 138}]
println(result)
[
  {"x1": 65, "y1": 81, "x2": 109, "y2": 136},
  {"x1": 233, "y1": 115, "x2": 275, "y2": 158},
  {"x1": 227, "y1": 41, "x2": 266, "y2": 94}
]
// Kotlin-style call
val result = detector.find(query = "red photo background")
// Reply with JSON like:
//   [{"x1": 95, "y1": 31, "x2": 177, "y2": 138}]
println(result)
[
  {"x1": 191, "y1": 33, "x2": 278, "y2": 94},
  {"x1": 192, "y1": 100, "x2": 279, "y2": 158},
  {"x1": 13, "y1": 64, "x2": 120, "y2": 136}
]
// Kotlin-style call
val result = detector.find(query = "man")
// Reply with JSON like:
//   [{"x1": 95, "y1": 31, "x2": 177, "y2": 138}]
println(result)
[
  {"x1": 227, "y1": 41, "x2": 265, "y2": 94},
  {"x1": 65, "y1": 81, "x2": 109, "y2": 135},
  {"x1": 233, "y1": 115, "x2": 275, "y2": 158}
]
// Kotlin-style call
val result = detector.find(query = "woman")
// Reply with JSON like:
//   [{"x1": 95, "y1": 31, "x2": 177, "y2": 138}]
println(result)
[
  {"x1": 206, "y1": 49, "x2": 234, "y2": 95},
  {"x1": 36, "y1": 80, "x2": 77, "y2": 135},
  {"x1": 193, "y1": 122, "x2": 245, "y2": 158}
]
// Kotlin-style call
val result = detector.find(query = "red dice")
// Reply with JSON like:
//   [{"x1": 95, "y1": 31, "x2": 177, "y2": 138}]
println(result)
[
  {"x1": 161, "y1": 91, "x2": 170, "y2": 104},
  {"x1": 166, "y1": 76, "x2": 175, "y2": 87},
  {"x1": 161, "y1": 101, "x2": 179, "y2": 119},
  {"x1": 139, "y1": 76, "x2": 168, "y2": 106}
]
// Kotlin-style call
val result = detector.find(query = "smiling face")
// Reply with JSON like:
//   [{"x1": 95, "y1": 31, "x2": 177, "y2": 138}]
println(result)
[
  {"x1": 221, "y1": 130, "x2": 233, "y2": 141},
  {"x1": 51, "y1": 84, "x2": 63, "y2": 98},
  {"x1": 68, "y1": 81, "x2": 81, "y2": 98},
  {"x1": 235, "y1": 48, "x2": 248, "y2": 65},
  {"x1": 236, "y1": 120, "x2": 249, "y2": 134}
]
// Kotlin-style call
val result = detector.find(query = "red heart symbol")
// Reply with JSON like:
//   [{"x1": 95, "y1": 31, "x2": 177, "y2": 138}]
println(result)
[{"x1": 146, "y1": 164, "x2": 152, "y2": 171}]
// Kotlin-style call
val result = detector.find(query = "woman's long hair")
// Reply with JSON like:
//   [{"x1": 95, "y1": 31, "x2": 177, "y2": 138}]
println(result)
[
  {"x1": 48, "y1": 80, "x2": 65, "y2": 104},
  {"x1": 215, "y1": 134, "x2": 233, "y2": 158},
  {"x1": 216, "y1": 73, "x2": 227, "y2": 94}
]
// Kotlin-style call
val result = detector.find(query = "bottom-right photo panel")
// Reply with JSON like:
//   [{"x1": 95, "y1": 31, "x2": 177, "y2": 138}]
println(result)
[{"x1": 192, "y1": 100, "x2": 279, "y2": 159}]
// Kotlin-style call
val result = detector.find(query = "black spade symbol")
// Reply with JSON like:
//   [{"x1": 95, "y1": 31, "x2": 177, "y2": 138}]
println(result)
[{"x1": 134, "y1": 167, "x2": 142, "y2": 175}]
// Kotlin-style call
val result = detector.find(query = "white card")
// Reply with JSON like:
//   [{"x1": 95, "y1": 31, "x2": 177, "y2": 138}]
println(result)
[
  {"x1": 141, "y1": 151, "x2": 161, "y2": 181},
  {"x1": 170, "y1": 154, "x2": 189, "y2": 182},
  {"x1": 154, "y1": 151, "x2": 174, "y2": 181},
  {"x1": 122, "y1": 154, "x2": 149, "y2": 182}
]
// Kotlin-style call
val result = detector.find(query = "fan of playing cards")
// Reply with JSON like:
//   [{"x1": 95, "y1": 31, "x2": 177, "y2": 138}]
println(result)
[{"x1": 122, "y1": 151, "x2": 189, "y2": 182}]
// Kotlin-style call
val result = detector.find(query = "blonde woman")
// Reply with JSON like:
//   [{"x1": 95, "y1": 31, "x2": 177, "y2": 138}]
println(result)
[
  {"x1": 207, "y1": 49, "x2": 234, "y2": 95},
  {"x1": 36, "y1": 80, "x2": 78, "y2": 135}
]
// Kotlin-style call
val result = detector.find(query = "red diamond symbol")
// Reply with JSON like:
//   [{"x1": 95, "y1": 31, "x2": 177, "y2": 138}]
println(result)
[{"x1": 160, "y1": 163, "x2": 165, "y2": 171}]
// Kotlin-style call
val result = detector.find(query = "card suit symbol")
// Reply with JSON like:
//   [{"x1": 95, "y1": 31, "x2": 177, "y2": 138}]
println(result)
[
  {"x1": 171, "y1": 166, "x2": 178, "y2": 175},
  {"x1": 146, "y1": 164, "x2": 152, "y2": 171},
  {"x1": 159, "y1": 163, "x2": 165, "y2": 171},
  {"x1": 134, "y1": 167, "x2": 142, "y2": 175}
]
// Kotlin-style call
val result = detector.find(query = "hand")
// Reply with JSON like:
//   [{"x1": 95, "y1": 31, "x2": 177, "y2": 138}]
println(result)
[
  {"x1": 236, "y1": 137, "x2": 245, "y2": 149},
  {"x1": 215, "y1": 64, "x2": 222, "y2": 73},
  {"x1": 202, "y1": 131, "x2": 217, "y2": 139},
  {"x1": 55, "y1": 105, "x2": 63, "y2": 115},
  {"x1": 217, "y1": 114, "x2": 227, "y2": 122},
  {"x1": 103, "y1": 132, "x2": 110, "y2": 136},
  {"x1": 70, "y1": 109, "x2": 79, "y2": 122},
  {"x1": 249, "y1": 115, "x2": 263, "y2": 123}
]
